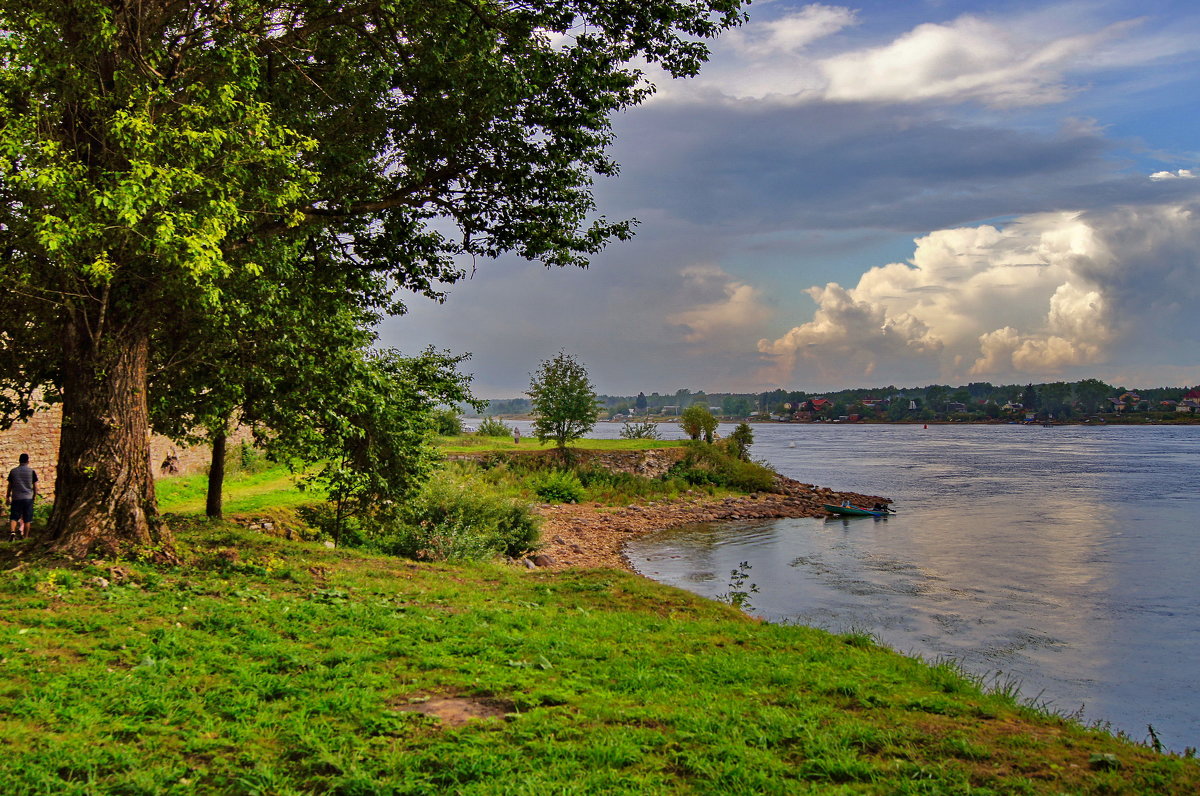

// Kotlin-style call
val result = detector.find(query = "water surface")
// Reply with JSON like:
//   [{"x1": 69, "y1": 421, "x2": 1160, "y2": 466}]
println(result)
[{"x1": 616, "y1": 423, "x2": 1200, "y2": 751}]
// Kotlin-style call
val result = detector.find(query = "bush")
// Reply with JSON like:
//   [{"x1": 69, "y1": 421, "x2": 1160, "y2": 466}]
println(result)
[
  {"x1": 316, "y1": 481, "x2": 540, "y2": 562},
  {"x1": 619, "y1": 421, "x2": 660, "y2": 440},
  {"x1": 726, "y1": 423, "x2": 754, "y2": 460},
  {"x1": 531, "y1": 469, "x2": 585, "y2": 503},
  {"x1": 221, "y1": 441, "x2": 273, "y2": 475},
  {"x1": 668, "y1": 441, "x2": 777, "y2": 492},
  {"x1": 476, "y1": 416, "x2": 512, "y2": 437},
  {"x1": 432, "y1": 408, "x2": 462, "y2": 436}
]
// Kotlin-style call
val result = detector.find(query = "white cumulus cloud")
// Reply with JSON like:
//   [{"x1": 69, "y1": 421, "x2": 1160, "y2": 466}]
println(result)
[
  {"x1": 1150, "y1": 169, "x2": 1196, "y2": 181},
  {"x1": 758, "y1": 203, "x2": 1200, "y2": 385}
]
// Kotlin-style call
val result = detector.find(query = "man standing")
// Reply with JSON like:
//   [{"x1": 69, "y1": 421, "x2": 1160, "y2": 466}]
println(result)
[{"x1": 6, "y1": 453, "x2": 38, "y2": 539}]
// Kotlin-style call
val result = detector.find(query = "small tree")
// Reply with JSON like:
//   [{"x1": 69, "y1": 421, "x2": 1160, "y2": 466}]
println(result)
[
  {"x1": 727, "y1": 423, "x2": 754, "y2": 460},
  {"x1": 681, "y1": 404, "x2": 718, "y2": 443},
  {"x1": 620, "y1": 421, "x2": 661, "y2": 440},
  {"x1": 527, "y1": 352, "x2": 600, "y2": 455}
]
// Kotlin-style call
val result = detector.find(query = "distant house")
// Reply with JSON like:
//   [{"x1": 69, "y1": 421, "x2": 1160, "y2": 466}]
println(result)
[
  {"x1": 1002, "y1": 401, "x2": 1023, "y2": 413},
  {"x1": 1178, "y1": 400, "x2": 1200, "y2": 414},
  {"x1": 860, "y1": 397, "x2": 882, "y2": 407},
  {"x1": 660, "y1": 405, "x2": 679, "y2": 416},
  {"x1": 945, "y1": 402, "x2": 967, "y2": 414},
  {"x1": 1116, "y1": 392, "x2": 1143, "y2": 411}
]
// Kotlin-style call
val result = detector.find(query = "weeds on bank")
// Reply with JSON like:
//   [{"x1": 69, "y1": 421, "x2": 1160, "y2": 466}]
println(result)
[{"x1": 0, "y1": 523, "x2": 1196, "y2": 793}]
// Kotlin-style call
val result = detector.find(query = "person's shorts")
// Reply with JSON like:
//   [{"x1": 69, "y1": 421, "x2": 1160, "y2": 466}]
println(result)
[{"x1": 9, "y1": 499, "x2": 33, "y2": 524}]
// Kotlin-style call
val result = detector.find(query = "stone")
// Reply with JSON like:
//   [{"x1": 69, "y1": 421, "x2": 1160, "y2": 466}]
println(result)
[
  {"x1": 86, "y1": 576, "x2": 110, "y2": 589},
  {"x1": 532, "y1": 554, "x2": 555, "y2": 567}
]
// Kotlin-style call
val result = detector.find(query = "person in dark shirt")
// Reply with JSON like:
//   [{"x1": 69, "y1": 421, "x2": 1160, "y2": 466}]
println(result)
[{"x1": 6, "y1": 453, "x2": 38, "y2": 539}]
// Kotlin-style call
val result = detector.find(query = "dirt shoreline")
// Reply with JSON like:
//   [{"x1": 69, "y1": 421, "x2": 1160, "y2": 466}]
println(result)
[{"x1": 531, "y1": 475, "x2": 889, "y2": 572}]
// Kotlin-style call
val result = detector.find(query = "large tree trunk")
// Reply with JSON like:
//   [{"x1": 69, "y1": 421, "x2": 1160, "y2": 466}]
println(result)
[
  {"x1": 46, "y1": 314, "x2": 176, "y2": 561},
  {"x1": 206, "y1": 427, "x2": 227, "y2": 520}
]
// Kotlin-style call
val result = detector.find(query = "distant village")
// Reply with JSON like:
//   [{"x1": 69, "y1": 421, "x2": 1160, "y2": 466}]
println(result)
[{"x1": 484, "y1": 380, "x2": 1200, "y2": 424}]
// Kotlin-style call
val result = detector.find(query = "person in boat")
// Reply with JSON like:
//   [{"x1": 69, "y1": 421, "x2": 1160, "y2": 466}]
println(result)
[{"x1": 872, "y1": 502, "x2": 886, "y2": 512}]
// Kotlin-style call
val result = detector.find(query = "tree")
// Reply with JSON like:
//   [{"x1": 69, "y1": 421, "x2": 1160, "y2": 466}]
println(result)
[
  {"x1": 527, "y1": 352, "x2": 600, "y2": 454},
  {"x1": 680, "y1": 404, "x2": 718, "y2": 443},
  {"x1": 635, "y1": 392, "x2": 648, "y2": 414},
  {"x1": 0, "y1": 0, "x2": 746, "y2": 557},
  {"x1": 727, "y1": 423, "x2": 754, "y2": 460},
  {"x1": 274, "y1": 349, "x2": 474, "y2": 545},
  {"x1": 722, "y1": 395, "x2": 752, "y2": 417},
  {"x1": 1020, "y1": 384, "x2": 1041, "y2": 411}
]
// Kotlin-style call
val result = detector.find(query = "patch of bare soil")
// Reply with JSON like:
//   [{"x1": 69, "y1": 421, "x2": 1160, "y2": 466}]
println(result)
[
  {"x1": 392, "y1": 696, "x2": 514, "y2": 727},
  {"x1": 531, "y1": 475, "x2": 889, "y2": 572}
]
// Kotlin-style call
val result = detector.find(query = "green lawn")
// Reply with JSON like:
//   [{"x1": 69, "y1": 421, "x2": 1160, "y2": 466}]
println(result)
[
  {"x1": 156, "y1": 466, "x2": 320, "y2": 516},
  {"x1": 0, "y1": 523, "x2": 1195, "y2": 794}
]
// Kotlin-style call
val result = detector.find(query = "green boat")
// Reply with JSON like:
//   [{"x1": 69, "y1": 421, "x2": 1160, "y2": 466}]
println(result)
[{"x1": 822, "y1": 503, "x2": 893, "y2": 517}]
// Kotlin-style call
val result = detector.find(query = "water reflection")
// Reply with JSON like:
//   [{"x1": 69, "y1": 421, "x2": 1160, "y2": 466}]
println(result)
[{"x1": 624, "y1": 424, "x2": 1200, "y2": 751}]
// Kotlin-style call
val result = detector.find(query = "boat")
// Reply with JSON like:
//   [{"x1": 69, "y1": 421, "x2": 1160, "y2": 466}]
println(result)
[{"x1": 822, "y1": 503, "x2": 893, "y2": 517}]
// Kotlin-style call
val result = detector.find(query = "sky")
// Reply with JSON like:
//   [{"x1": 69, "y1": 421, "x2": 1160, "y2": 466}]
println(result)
[{"x1": 380, "y1": 0, "x2": 1200, "y2": 398}]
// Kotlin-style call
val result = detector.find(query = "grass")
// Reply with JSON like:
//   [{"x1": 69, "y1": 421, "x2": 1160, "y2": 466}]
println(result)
[
  {"x1": 0, "y1": 522, "x2": 1196, "y2": 793},
  {"x1": 156, "y1": 465, "x2": 320, "y2": 516}
]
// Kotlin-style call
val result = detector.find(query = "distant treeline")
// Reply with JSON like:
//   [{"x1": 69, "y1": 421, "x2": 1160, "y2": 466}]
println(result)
[{"x1": 481, "y1": 379, "x2": 1199, "y2": 421}]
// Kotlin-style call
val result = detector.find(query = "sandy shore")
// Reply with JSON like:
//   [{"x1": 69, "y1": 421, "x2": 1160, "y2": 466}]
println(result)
[{"x1": 531, "y1": 476, "x2": 889, "y2": 572}]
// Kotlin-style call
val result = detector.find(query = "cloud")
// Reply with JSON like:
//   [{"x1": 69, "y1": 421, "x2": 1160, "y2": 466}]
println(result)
[
  {"x1": 725, "y1": 4, "x2": 857, "y2": 57},
  {"x1": 1150, "y1": 169, "x2": 1196, "y2": 181},
  {"x1": 819, "y1": 16, "x2": 1133, "y2": 107},
  {"x1": 666, "y1": 265, "x2": 772, "y2": 344},
  {"x1": 758, "y1": 203, "x2": 1200, "y2": 385},
  {"x1": 648, "y1": 5, "x2": 1155, "y2": 109}
]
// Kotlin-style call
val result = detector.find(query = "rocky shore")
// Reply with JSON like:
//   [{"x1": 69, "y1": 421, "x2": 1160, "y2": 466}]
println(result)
[{"x1": 531, "y1": 475, "x2": 889, "y2": 572}]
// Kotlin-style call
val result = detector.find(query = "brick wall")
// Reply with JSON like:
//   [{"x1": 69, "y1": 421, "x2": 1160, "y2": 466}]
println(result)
[{"x1": 1, "y1": 406, "x2": 252, "y2": 497}]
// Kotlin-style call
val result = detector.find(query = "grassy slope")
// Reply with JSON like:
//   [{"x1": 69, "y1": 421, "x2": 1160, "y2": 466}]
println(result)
[{"x1": 0, "y1": 524, "x2": 1196, "y2": 794}]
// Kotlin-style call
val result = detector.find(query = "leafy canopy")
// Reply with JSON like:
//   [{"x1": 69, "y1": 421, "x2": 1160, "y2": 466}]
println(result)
[
  {"x1": 680, "y1": 404, "x2": 718, "y2": 443},
  {"x1": 0, "y1": 0, "x2": 748, "y2": 416},
  {"x1": 527, "y1": 352, "x2": 600, "y2": 450}
]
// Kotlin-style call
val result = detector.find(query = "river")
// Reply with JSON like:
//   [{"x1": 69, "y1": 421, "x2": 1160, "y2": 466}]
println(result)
[{"x1": 496, "y1": 419, "x2": 1200, "y2": 752}]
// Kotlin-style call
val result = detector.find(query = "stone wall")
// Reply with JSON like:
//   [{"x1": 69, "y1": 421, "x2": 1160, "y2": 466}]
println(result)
[{"x1": 1, "y1": 405, "x2": 252, "y2": 496}]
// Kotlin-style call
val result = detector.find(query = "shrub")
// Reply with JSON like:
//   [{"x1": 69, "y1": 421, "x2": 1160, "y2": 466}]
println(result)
[
  {"x1": 727, "y1": 422, "x2": 754, "y2": 460},
  {"x1": 668, "y1": 440, "x2": 777, "y2": 492},
  {"x1": 476, "y1": 416, "x2": 512, "y2": 437},
  {"x1": 531, "y1": 469, "x2": 585, "y2": 503},
  {"x1": 619, "y1": 421, "x2": 660, "y2": 440},
  {"x1": 221, "y1": 441, "x2": 273, "y2": 475},
  {"x1": 432, "y1": 408, "x2": 462, "y2": 436},
  {"x1": 322, "y1": 481, "x2": 540, "y2": 562}
]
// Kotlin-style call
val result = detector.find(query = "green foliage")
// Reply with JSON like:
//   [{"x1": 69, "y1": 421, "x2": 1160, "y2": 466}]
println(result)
[
  {"x1": 680, "y1": 404, "x2": 718, "y2": 442},
  {"x1": 220, "y1": 441, "x2": 273, "y2": 476},
  {"x1": 668, "y1": 441, "x2": 777, "y2": 492},
  {"x1": 619, "y1": 421, "x2": 660, "y2": 440},
  {"x1": 528, "y1": 352, "x2": 600, "y2": 451},
  {"x1": 727, "y1": 422, "x2": 754, "y2": 460},
  {"x1": 531, "y1": 470, "x2": 586, "y2": 504},
  {"x1": 0, "y1": 0, "x2": 747, "y2": 547},
  {"x1": 431, "y1": 409, "x2": 463, "y2": 437},
  {"x1": 475, "y1": 416, "x2": 513, "y2": 437},
  {"x1": 276, "y1": 349, "x2": 474, "y2": 542}
]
